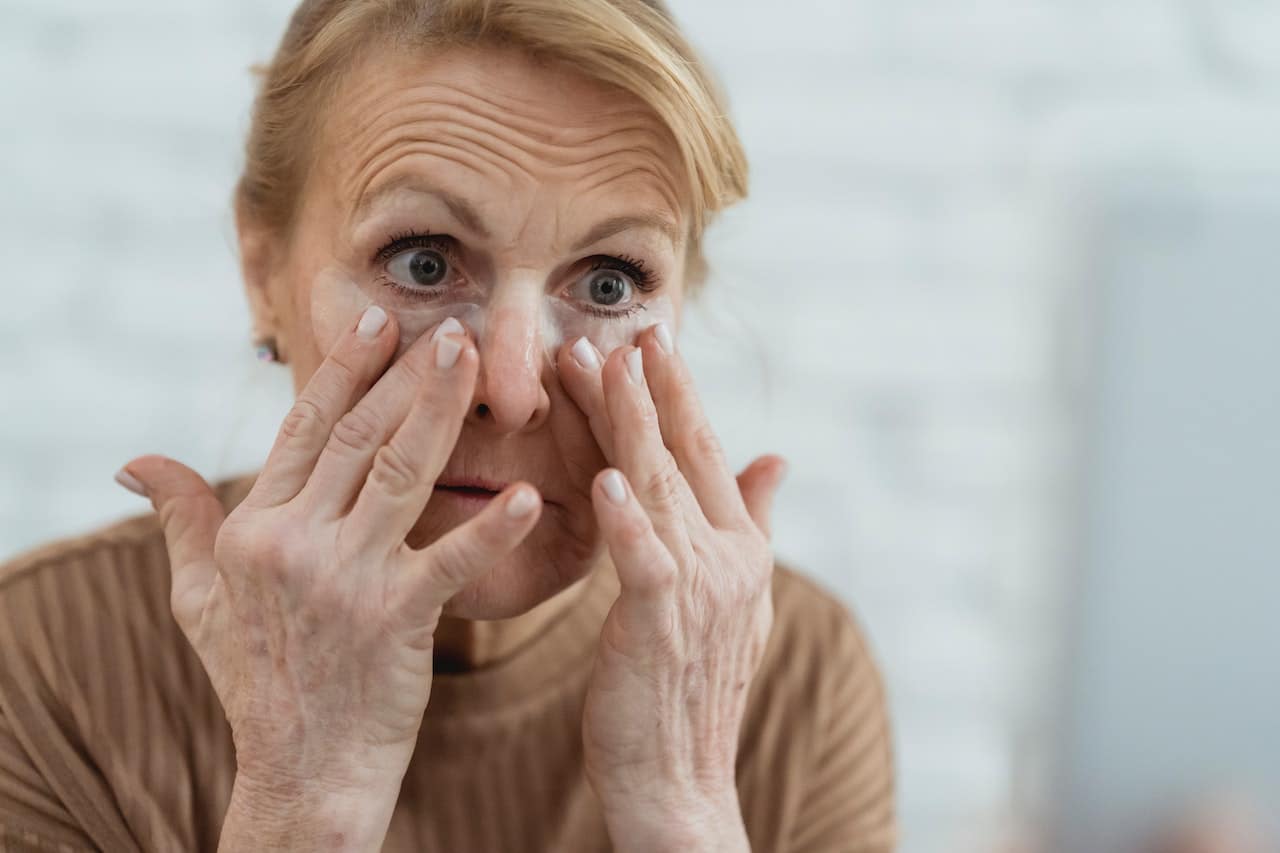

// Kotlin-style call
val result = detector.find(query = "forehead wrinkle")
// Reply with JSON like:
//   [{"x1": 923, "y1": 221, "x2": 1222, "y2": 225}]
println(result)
[
  {"x1": 575, "y1": 162, "x2": 685, "y2": 226},
  {"x1": 348, "y1": 98, "x2": 677, "y2": 180},
  {"x1": 347, "y1": 132, "x2": 533, "y2": 208},
  {"x1": 339, "y1": 79, "x2": 639, "y2": 162},
  {"x1": 338, "y1": 76, "x2": 680, "y2": 175},
  {"x1": 328, "y1": 58, "x2": 689, "y2": 240},
  {"x1": 345, "y1": 65, "x2": 665, "y2": 146},
  {"x1": 345, "y1": 123, "x2": 683, "y2": 229},
  {"x1": 399, "y1": 79, "x2": 659, "y2": 149}
]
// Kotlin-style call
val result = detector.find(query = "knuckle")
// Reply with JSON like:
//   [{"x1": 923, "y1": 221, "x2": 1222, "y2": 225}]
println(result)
[
  {"x1": 427, "y1": 535, "x2": 486, "y2": 592},
  {"x1": 647, "y1": 558, "x2": 679, "y2": 592},
  {"x1": 642, "y1": 457, "x2": 683, "y2": 507},
  {"x1": 430, "y1": 548, "x2": 472, "y2": 591},
  {"x1": 325, "y1": 353, "x2": 359, "y2": 388},
  {"x1": 245, "y1": 522, "x2": 308, "y2": 582},
  {"x1": 278, "y1": 397, "x2": 327, "y2": 444},
  {"x1": 689, "y1": 423, "x2": 724, "y2": 462},
  {"x1": 617, "y1": 513, "x2": 652, "y2": 548},
  {"x1": 368, "y1": 441, "x2": 421, "y2": 498},
  {"x1": 328, "y1": 407, "x2": 384, "y2": 456},
  {"x1": 636, "y1": 402, "x2": 662, "y2": 433}
]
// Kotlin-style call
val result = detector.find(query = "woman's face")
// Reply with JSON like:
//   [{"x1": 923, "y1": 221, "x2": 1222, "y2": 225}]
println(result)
[{"x1": 245, "y1": 43, "x2": 690, "y2": 619}]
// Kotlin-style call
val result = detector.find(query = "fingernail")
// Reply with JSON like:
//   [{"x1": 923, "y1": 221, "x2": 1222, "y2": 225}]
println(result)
[
  {"x1": 625, "y1": 348, "x2": 644, "y2": 385},
  {"x1": 505, "y1": 487, "x2": 540, "y2": 518},
  {"x1": 653, "y1": 322, "x2": 674, "y2": 355},
  {"x1": 356, "y1": 305, "x2": 388, "y2": 340},
  {"x1": 436, "y1": 336, "x2": 462, "y2": 369},
  {"x1": 432, "y1": 316, "x2": 465, "y2": 342},
  {"x1": 571, "y1": 336, "x2": 600, "y2": 370},
  {"x1": 114, "y1": 467, "x2": 147, "y2": 498},
  {"x1": 601, "y1": 470, "x2": 627, "y2": 505}
]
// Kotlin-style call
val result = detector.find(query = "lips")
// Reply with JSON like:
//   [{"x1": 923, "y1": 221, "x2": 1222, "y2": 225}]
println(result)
[
  {"x1": 437, "y1": 471, "x2": 512, "y2": 491},
  {"x1": 434, "y1": 473, "x2": 559, "y2": 509},
  {"x1": 435, "y1": 475, "x2": 507, "y2": 501}
]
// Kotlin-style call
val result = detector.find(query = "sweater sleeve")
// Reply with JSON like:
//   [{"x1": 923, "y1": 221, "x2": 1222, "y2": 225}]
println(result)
[
  {"x1": 788, "y1": 601, "x2": 897, "y2": 853},
  {"x1": 0, "y1": 705, "x2": 94, "y2": 853}
]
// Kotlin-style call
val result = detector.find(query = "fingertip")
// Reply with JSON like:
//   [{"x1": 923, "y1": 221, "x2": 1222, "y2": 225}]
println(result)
[
  {"x1": 355, "y1": 304, "x2": 390, "y2": 341},
  {"x1": 430, "y1": 315, "x2": 466, "y2": 343},
  {"x1": 571, "y1": 336, "x2": 603, "y2": 371},
  {"x1": 638, "y1": 322, "x2": 674, "y2": 360},
  {"x1": 113, "y1": 466, "x2": 148, "y2": 498},
  {"x1": 595, "y1": 468, "x2": 629, "y2": 507},
  {"x1": 503, "y1": 482, "x2": 542, "y2": 519},
  {"x1": 764, "y1": 454, "x2": 788, "y2": 486}
]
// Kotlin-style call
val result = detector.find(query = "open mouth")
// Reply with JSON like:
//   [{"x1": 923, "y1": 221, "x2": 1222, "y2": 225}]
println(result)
[
  {"x1": 435, "y1": 484, "x2": 499, "y2": 500},
  {"x1": 434, "y1": 476, "x2": 507, "y2": 504}
]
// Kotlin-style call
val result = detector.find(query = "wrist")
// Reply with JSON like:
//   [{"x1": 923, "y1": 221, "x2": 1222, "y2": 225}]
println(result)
[
  {"x1": 599, "y1": 787, "x2": 749, "y2": 853},
  {"x1": 220, "y1": 771, "x2": 402, "y2": 853}
]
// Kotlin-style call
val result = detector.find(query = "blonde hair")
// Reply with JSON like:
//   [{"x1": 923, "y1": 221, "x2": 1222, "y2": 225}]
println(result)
[{"x1": 236, "y1": 0, "x2": 749, "y2": 288}]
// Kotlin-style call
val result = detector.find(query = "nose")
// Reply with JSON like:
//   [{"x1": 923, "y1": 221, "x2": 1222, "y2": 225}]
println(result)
[{"x1": 468, "y1": 286, "x2": 551, "y2": 434}]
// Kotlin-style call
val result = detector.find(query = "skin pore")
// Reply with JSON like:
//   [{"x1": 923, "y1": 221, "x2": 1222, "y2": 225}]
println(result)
[{"x1": 238, "y1": 42, "x2": 692, "y2": 669}]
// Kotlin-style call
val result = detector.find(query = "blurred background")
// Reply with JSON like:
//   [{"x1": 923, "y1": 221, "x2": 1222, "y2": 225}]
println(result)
[{"x1": 1, "y1": 1, "x2": 1277, "y2": 851}]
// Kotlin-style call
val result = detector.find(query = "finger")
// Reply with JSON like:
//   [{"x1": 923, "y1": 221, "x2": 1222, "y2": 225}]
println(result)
[
  {"x1": 736, "y1": 454, "x2": 787, "y2": 539},
  {"x1": 592, "y1": 468, "x2": 678, "y2": 636},
  {"x1": 546, "y1": 364, "x2": 610, "y2": 508},
  {"x1": 343, "y1": 330, "x2": 479, "y2": 553},
  {"x1": 554, "y1": 335, "x2": 615, "y2": 461},
  {"x1": 304, "y1": 317, "x2": 468, "y2": 518},
  {"x1": 250, "y1": 305, "x2": 398, "y2": 506},
  {"x1": 636, "y1": 323, "x2": 751, "y2": 530},
  {"x1": 391, "y1": 483, "x2": 542, "y2": 619},
  {"x1": 119, "y1": 455, "x2": 224, "y2": 634},
  {"x1": 599, "y1": 344, "x2": 700, "y2": 536}
]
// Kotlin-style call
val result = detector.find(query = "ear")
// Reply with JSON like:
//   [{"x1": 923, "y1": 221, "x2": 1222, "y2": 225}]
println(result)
[{"x1": 235, "y1": 198, "x2": 289, "y2": 361}]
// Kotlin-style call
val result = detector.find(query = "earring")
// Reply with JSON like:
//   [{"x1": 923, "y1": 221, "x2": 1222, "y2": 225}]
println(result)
[{"x1": 253, "y1": 336, "x2": 280, "y2": 363}]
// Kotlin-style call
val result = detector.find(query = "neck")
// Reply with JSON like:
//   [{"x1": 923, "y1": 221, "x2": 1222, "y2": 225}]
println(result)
[{"x1": 432, "y1": 570, "x2": 596, "y2": 671}]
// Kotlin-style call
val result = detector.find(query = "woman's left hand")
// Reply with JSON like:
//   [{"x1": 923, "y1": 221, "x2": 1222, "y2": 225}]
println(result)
[{"x1": 556, "y1": 324, "x2": 787, "y2": 852}]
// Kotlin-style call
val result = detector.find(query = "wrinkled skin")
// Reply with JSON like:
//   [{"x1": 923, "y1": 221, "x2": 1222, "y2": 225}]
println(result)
[{"x1": 122, "y1": 42, "x2": 785, "y2": 850}]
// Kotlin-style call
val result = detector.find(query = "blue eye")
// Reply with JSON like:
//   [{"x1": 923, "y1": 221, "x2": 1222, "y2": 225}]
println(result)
[
  {"x1": 585, "y1": 269, "x2": 630, "y2": 306},
  {"x1": 387, "y1": 248, "x2": 449, "y2": 289}
]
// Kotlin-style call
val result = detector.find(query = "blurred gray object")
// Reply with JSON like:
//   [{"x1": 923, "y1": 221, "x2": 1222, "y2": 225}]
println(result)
[{"x1": 1050, "y1": 114, "x2": 1280, "y2": 851}]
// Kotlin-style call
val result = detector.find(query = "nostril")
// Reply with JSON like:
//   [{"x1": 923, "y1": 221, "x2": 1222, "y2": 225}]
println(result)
[{"x1": 475, "y1": 403, "x2": 490, "y2": 418}]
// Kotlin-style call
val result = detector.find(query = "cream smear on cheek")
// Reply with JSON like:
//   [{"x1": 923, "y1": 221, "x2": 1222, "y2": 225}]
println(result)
[{"x1": 309, "y1": 264, "x2": 676, "y2": 364}]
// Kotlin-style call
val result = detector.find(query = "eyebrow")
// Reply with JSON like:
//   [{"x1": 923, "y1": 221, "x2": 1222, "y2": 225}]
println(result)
[
  {"x1": 571, "y1": 211, "x2": 682, "y2": 253},
  {"x1": 354, "y1": 176, "x2": 681, "y2": 252},
  {"x1": 354, "y1": 176, "x2": 491, "y2": 239}
]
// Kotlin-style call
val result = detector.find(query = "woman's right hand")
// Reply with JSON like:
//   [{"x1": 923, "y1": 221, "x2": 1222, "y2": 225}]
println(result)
[{"x1": 117, "y1": 307, "x2": 542, "y2": 843}]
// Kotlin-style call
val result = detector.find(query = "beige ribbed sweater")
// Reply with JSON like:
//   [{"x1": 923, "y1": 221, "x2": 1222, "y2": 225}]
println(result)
[{"x1": 0, "y1": 472, "x2": 895, "y2": 852}]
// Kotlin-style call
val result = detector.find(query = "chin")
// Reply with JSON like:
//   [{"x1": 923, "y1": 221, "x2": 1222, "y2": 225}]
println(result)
[{"x1": 413, "y1": 496, "x2": 602, "y2": 620}]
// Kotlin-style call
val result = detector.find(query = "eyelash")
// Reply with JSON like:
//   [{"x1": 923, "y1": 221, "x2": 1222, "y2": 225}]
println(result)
[{"x1": 371, "y1": 230, "x2": 659, "y2": 318}]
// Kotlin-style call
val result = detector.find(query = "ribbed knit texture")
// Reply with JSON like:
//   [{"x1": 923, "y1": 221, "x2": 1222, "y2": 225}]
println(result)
[{"x1": 0, "y1": 473, "x2": 895, "y2": 852}]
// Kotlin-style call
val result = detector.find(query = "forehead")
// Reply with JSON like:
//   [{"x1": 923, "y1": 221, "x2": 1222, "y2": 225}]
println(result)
[{"x1": 315, "y1": 42, "x2": 688, "y2": 243}]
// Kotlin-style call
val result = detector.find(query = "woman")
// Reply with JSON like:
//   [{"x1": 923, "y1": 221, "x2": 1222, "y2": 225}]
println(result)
[{"x1": 0, "y1": 1, "x2": 895, "y2": 850}]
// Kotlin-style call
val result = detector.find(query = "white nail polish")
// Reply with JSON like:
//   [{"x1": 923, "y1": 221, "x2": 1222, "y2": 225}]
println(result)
[
  {"x1": 436, "y1": 337, "x2": 462, "y2": 369},
  {"x1": 432, "y1": 316, "x2": 465, "y2": 342},
  {"x1": 626, "y1": 348, "x2": 644, "y2": 385},
  {"x1": 505, "y1": 487, "x2": 540, "y2": 518},
  {"x1": 113, "y1": 468, "x2": 147, "y2": 498},
  {"x1": 571, "y1": 336, "x2": 600, "y2": 370},
  {"x1": 601, "y1": 470, "x2": 627, "y2": 505},
  {"x1": 356, "y1": 305, "x2": 387, "y2": 340},
  {"x1": 653, "y1": 322, "x2": 674, "y2": 355}
]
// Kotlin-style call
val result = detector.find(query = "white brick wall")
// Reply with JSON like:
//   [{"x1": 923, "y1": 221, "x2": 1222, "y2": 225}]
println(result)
[{"x1": 2, "y1": 2, "x2": 1277, "y2": 850}]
